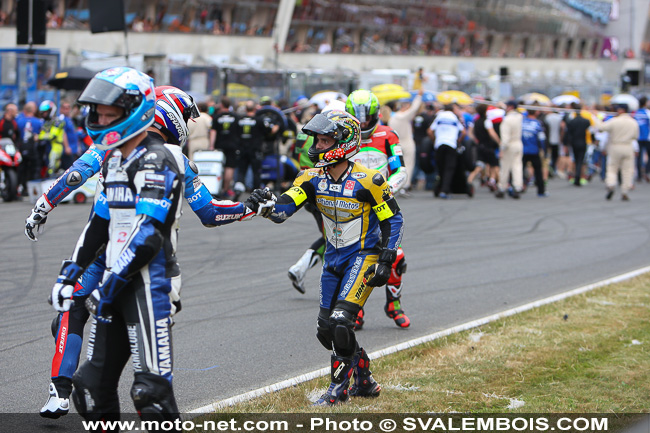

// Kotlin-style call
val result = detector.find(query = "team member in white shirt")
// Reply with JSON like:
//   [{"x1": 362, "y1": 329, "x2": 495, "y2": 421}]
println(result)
[{"x1": 427, "y1": 104, "x2": 465, "y2": 198}]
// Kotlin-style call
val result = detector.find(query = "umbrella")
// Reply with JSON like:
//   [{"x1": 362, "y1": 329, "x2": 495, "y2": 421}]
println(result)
[
  {"x1": 551, "y1": 94, "x2": 580, "y2": 106},
  {"x1": 46, "y1": 66, "x2": 96, "y2": 91},
  {"x1": 374, "y1": 90, "x2": 412, "y2": 105},
  {"x1": 437, "y1": 90, "x2": 473, "y2": 105},
  {"x1": 369, "y1": 83, "x2": 412, "y2": 105},
  {"x1": 308, "y1": 91, "x2": 347, "y2": 109},
  {"x1": 410, "y1": 90, "x2": 437, "y2": 103},
  {"x1": 609, "y1": 94, "x2": 639, "y2": 112},
  {"x1": 519, "y1": 92, "x2": 551, "y2": 106},
  {"x1": 370, "y1": 83, "x2": 407, "y2": 94}
]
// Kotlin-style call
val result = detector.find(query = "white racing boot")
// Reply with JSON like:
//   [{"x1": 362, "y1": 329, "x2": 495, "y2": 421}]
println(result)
[
  {"x1": 288, "y1": 249, "x2": 319, "y2": 294},
  {"x1": 40, "y1": 382, "x2": 70, "y2": 418}
]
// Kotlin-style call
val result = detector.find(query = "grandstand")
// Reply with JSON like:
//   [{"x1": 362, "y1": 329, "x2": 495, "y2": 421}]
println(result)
[{"x1": 0, "y1": 0, "x2": 648, "y2": 102}]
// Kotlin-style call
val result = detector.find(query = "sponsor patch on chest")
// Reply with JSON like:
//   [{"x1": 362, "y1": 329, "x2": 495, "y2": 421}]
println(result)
[{"x1": 343, "y1": 180, "x2": 355, "y2": 197}]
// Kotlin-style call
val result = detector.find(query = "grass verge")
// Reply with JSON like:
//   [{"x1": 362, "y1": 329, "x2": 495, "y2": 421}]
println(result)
[{"x1": 196, "y1": 273, "x2": 650, "y2": 426}]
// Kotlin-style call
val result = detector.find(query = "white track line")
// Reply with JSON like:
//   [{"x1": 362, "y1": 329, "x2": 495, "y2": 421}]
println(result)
[{"x1": 189, "y1": 265, "x2": 650, "y2": 414}]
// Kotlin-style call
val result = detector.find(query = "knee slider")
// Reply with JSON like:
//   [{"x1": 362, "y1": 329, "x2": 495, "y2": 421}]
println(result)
[{"x1": 131, "y1": 373, "x2": 178, "y2": 421}]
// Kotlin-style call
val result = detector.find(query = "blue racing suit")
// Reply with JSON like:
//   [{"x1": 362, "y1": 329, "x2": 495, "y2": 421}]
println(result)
[
  {"x1": 46, "y1": 131, "x2": 253, "y2": 398},
  {"x1": 60, "y1": 135, "x2": 185, "y2": 421}
]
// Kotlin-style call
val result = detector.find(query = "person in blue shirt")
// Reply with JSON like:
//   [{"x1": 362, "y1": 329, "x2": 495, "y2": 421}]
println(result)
[
  {"x1": 633, "y1": 96, "x2": 650, "y2": 182},
  {"x1": 15, "y1": 101, "x2": 44, "y2": 189},
  {"x1": 522, "y1": 109, "x2": 547, "y2": 197}
]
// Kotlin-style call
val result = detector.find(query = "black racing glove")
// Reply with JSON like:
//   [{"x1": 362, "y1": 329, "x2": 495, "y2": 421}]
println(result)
[
  {"x1": 85, "y1": 271, "x2": 128, "y2": 324},
  {"x1": 363, "y1": 249, "x2": 397, "y2": 287},
  {"x1": 243, "y1": 187, "x2": 276, "y2": 218}
]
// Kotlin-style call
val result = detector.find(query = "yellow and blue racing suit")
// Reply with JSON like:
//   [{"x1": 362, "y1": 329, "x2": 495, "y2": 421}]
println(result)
[{"x1": 269, "y1": 162, "x2": 404, "y2": 313}]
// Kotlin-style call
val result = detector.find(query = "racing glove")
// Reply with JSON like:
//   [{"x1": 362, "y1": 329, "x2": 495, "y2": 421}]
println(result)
[
  {"x1": 85, "y1": 271, "x2": 128, "y2": 324},
  {"x1": 242, "y1": 187, "x2": 276, "y2": 219},
  {"x1": 363, "y1": 249, "x2": 397, "y2": 288},
  {"x1": 50, "y1": 260, "x2": 83, "y2": 312},
  {"x1": 25, "y1": 195, "x2": 54, "y2": 242}
]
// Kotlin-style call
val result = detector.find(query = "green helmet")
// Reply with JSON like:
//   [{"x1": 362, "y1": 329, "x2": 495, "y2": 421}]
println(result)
[{"x1": 345, "y1": 89, "x2": 380, "y2": 139}]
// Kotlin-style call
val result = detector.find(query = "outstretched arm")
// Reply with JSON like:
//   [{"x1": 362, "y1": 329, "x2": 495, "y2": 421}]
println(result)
[
  {"x1": 182, "y1": 156, "x2": 256, "y2": 225},
  {"x1": 25, "y1": 146, "x2": 106, "y2": 241}
]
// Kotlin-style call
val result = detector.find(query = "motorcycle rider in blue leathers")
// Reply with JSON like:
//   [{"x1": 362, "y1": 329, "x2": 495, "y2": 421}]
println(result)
[
  {"x1": 30, "y1": 82, "x2": 266, "y2": 419},
  {"x1": 249, "y1": 110, "x2": 404, "y2": 405}
]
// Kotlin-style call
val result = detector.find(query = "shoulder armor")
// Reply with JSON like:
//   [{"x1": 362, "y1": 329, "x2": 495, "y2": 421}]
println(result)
[
  {"x1": 188, "y1": 159, "x2": 199, "y2": 174},
  {"x1": 372, "y1": 172, "x2": 386, "y2": 186}
]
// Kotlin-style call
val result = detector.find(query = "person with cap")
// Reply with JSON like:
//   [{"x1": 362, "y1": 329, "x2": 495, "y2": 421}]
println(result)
[
  {"x1": 593, "y1": 103, "x2": 639, "y2": 201},
  {"x1": 495, "y1": 100, "x2": 523, "y2": 198}
]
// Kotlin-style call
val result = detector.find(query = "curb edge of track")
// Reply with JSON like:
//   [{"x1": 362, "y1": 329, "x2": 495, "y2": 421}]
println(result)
[{"x1": 189, "y1": 265, "x2": 650, "y2": 414}]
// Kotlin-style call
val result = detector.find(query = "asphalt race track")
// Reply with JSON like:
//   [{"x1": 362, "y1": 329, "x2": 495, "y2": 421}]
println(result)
[{"x1": 1, "y1": 177, "x2": 649, "y2": 417}]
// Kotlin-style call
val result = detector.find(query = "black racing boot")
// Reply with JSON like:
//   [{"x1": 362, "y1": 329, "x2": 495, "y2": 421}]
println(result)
[
  {"x1": 314, "y1": 354, "x2": 353, "y2": 406},
  {"x1": 349, "y1": 348, "x2": 381, "y2": 397}
]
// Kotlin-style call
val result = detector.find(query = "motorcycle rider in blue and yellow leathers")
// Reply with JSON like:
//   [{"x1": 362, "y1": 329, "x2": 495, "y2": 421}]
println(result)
[{"x1": 249, "y1": 110, "x2": 404, "y2": 405}]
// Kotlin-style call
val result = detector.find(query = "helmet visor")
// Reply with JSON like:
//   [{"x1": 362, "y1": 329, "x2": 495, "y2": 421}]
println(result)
[
  {"x1": 78, "y1": 79, "x2": 129, "y2": 107},
  {"x1": 185, "y1": 97, "x2": 200, "y2": 122},
  {"x1": 302, "y1": 113, "x2": 338, "y2": 138}
]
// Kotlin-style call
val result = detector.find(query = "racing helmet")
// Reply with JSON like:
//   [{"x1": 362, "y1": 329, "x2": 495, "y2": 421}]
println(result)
[
  {"x1": 153, "y1": 86, "x2": 200, "y2": 147},
  {"x1": 38, "y1": 100, "x2": 57, "y2": 120},
  {"x1": 78, "y1": 66, "x2": 155, "y2": 150},
  {"x1": 304, "y1": 110, "x2": 361, "y2": 168},
  {"x1": 345, "y1": 89, "x2": 380, "y2": 139}
]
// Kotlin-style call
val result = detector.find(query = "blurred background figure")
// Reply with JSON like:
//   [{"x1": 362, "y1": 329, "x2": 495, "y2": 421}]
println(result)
[{"x1": 187, "y1": 102, "x2": 213, "y2": 160}]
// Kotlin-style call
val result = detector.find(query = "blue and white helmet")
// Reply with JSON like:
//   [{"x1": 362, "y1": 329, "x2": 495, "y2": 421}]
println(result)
[
  {"x1": 78, "y1": 67, "x2": 155, "y2": 150},
  {"x1": 38, "y1": 100, "x2": 57, "y2": 119}
]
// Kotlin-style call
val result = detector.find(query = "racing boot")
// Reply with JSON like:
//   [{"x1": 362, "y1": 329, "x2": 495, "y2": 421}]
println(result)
[
  {"x1": 354, "y1": 308, "x2": 365, "y2": 331},
  {"x1": 385, "y1": 285, "x2": 410, "y2": 328},
  {"x1": 349, "y1": 348, "x2": 381, "y2": 397},
  {"x1": 40, "y1": 379, "x2": 71, "y2": 418},
  {"x1": 288, "y1": 248, "x2": 319, "y2": 294},
  {"x1": 314, "y1": 354, "x2": 353, "y2": 406}
]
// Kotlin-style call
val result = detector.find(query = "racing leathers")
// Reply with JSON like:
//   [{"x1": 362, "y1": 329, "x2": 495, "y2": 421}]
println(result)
[
  {"x1": 265, "y1": 161, "x2": 404, "y2": 403},
  {"x1": 349, "y1": 124, "x2": 409, "y2": 328},
  {"x1": 37, "y1": 131, "x2": 256, "y2": 418},
  {"x1": 53, "y1": 135, "x2": 185, "y2": 422}
]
